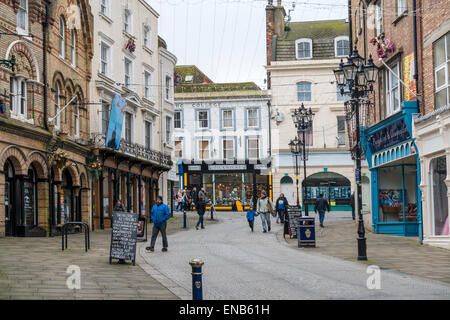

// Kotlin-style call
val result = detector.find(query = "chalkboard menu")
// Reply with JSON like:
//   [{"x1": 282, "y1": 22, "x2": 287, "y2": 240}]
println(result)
[
  {"x1": 287, "y1": 206, "x2": 303, "y2": 239},
  {"x1": 109, "y1": 212, "x2": 138, "y2": 265}
]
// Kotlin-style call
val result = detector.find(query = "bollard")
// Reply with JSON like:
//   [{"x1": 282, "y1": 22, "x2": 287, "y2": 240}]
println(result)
[
  {"x1": 210, "y1": 206, "x2": 214, "y2": 220},
  {"x1": 183, "y1": 211, "x2": 187, "y2": 229},
  {"x1": 189, "y1": 259, "x2": 204, "y2": 300}
]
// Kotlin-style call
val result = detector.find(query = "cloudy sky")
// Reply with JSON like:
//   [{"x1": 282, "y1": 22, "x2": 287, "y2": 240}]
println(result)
[{"x1": 147, "y1": 0, "x2": 348, "y2": 87}]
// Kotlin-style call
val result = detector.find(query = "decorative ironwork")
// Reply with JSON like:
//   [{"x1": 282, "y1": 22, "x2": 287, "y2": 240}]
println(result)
[{"x1": 0, "y1": 55, "x2": 16, "y2": 72}]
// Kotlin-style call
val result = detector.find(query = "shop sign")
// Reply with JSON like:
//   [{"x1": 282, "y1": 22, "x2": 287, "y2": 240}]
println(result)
[
  {"x1": 188, "y1": 165, "x2": 202, "y2": 171},
  {"x1": 208, "y1": 165, "x2": 247, "y2": 171},
  {"x1": 367, "y1": 119, "x2": 411, "y2": 153},
  {"x1": 254, "y1": 164, "x2": 269, "y2": 170},
  {"x1": 403, "y1": 53, "x2": 417, "y2": 101}
]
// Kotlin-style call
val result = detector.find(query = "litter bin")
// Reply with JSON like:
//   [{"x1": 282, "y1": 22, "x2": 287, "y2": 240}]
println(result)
[{"x1": 298, "y1": 217, "x2": 316, "y2": 248}]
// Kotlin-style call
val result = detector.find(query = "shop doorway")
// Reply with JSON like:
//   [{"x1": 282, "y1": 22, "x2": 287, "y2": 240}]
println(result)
[
  {"x1": 280, "y1": 176, "x2": 294, "y2": 204},
  {"x1": 4, "y1": 160, "x2": 15, "y2": 237},
  {"x1": 62, "y1": 169, "x2": 74, "y2": 224},
  {"x1": 302, "y1": 172, "x2": 351, "y2": 210}
]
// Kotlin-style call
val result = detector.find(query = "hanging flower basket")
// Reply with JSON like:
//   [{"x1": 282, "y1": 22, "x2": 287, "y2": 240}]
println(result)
[
  {"x1": 54, "y1": 151, "x2": 70, "y2": 168},
  {"x1": 89, "y1": 158, "x2": 103, "y2": 180}
]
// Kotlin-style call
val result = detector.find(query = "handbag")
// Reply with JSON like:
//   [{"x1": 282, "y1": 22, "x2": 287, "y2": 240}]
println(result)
[{"x1": 267, "y1": 199, "x2": 274, "y2": 216}]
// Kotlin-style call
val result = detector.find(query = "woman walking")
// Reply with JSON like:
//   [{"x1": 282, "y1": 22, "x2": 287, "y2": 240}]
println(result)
[{"x1": 256, "y1": 191, "x2": 275, "y2": 233}]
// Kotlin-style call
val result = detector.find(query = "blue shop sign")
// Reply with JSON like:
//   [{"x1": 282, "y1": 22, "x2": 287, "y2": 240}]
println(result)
[{"x1": 367, "y1": 118, "x2": 411, "y2": 153}]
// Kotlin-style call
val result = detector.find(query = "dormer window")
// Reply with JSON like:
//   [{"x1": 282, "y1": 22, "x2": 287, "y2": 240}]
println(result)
[
  {"x1": 335, "y1": 36, "x2": 350, "y2": 57},
  {"x1": 295, "y1": 38, "x2": 312, "y2": 59}
]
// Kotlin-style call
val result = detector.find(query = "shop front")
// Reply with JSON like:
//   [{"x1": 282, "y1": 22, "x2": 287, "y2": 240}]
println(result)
[
  {"x1": 362, "y1": 102, "x2": 422, "y2": 237},
  {"x1": 180, "y1": 161, "x2": 272, "y2": 211}
]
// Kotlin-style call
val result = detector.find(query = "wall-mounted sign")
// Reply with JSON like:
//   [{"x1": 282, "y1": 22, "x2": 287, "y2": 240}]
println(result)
[
  {"x1": 208, "y1": 165, "x2": 247, "y2": 171},
  {"x1": 254, "y1": 164, "x2": 269, "y2": 170},
  {"x1": 367, "y1": 119, "x2": 411, "y2": 153},
  {"x1": 188, "y1": 165, "x2": 202, "y2": 171}
]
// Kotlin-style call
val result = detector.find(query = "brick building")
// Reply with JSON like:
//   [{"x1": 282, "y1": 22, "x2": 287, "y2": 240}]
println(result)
[{"x1": 0, "y1": 0, "x2": 93, "y2": 237}]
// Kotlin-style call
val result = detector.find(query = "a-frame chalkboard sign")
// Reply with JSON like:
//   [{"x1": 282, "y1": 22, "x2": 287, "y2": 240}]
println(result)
[
  {"x1": 286, "y1": 206, "x2": 303, "y2": 239},
  {"x1": 109, "y1": 211, "x2": 138, "y2": 266}
]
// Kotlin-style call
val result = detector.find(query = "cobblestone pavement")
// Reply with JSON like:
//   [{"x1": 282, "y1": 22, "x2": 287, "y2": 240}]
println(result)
[
  {"x1": 0, "y1": 211, "x2": 214, "y2": 300},
  {"x1": 283, "y1": 211, "x2": 450, "y2": 284},
  {"x1": 140, "y1": 211, "x2": 450, "y2": 300}
]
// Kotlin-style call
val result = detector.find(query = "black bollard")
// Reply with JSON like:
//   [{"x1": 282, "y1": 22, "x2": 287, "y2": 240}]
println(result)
[
  {"x1": 189, "y1": 259, "x2": 204, "y2": 300},
  {"x1": 183, "y1": 210, "x2": 187, "y2": 229}
]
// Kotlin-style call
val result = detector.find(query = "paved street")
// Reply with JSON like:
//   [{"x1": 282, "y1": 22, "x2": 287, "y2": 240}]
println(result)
[{"x1": 139, "y1": 211, "x2": 450, "y2": 300}]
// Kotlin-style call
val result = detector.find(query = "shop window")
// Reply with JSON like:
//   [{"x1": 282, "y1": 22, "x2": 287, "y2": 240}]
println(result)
[
  {"x1": 433, "y1": 33, "x2": 450, "y2": 109},
  {"x1": 431, "y1": 156, "x2": 449, "y2": 236}
]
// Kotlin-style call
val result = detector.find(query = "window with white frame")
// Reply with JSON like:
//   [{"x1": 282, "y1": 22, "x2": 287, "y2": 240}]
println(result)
[
  {"x1": 175, "y1": 140, "x2": 183, "y2": 158},
  {"x1": 295, "y1": 39, "x2": 312, "y2": 59},
  {"x1": 101, "y1": 101, "x2": 109, "y2": 135},
  {"x1": 54, "y1": 83, "x2": 61, "y2": 130},
  {"x1": 100, "y1": 0, "x2": 110, "y2": 17},
  {"x1": 397, "y1": 0, "x2": 407, "y2": 16},
  {"x1": 143, "y1": 24, "x2": 151, "y2": 49},
  {"x1": 59, "y1": 16, "x2": 65, "y2": 59},
  {"x1": 124, "y1": 57, "x2": 132, "y2": 88},
  {"x1": 124, "y1": 9, "x2": 132, "y2": 34},
  {"x1": 144, "y1": 70, "x2": 152, "y2": 99},
  {"x1": 165, "y1": 116, "x2": 172, "y2": 144},
  {"x1": 197, "y1": 110, "x2": 209, "y2": 129},
  {"x1": 74, "y1": 96, "x2": 80, "y2": 137},
  {"x1": 198, "y1": 140, "x2": 210, "y2": 160},
  {"x1": 375, "y1": 1, "x2": 383, "y2": 36},
  {"x1": 335, "y1": 36, "x2": 350, "y2": 57},
  {"x1": 70, "y1": 29, "x2": 76, "y2": 67},
  {"x1": 385, "y1": 61, "x2": 401, "y2": 115},
  {"x1": 359, "y1": 2, "x2": 364, "y2": 33},
  {"x1": 434, "y1": 33, "x2": 450, "y2": 109},
  {"x1": 222, "y1": 109, "x2": 233, "y2": 129},
  {"x1": 125, "y1": 112, "x2": 132, "y2": 143},
  {"x1": 144, "y1": 121, "x2": 152, "y2": 150},
  {"x1": 174, "y1": 111, "x2": 182, "y2": 129},
  {"x1": 223, "y1": 139, "x2": 235, "y2": 159},
  {"x1": 9, "y1": 77, "x2": 27, "y2": 117},
  {"x1": 337, "y1": 116, "x2": 346, "y2": 147},
  {"x1": 17, "y1": 0, "x2": 28, "y2": 33},
  {"x1": 247, "y1": 138, "x2": 259, "y2": 159},
  {"x1": 247, "y1": 108, "x2": 259, "y2": 128},
  {"x1": 100, "y1": 40, "x2": 111, "y2": 76},
  {"x1": 297, "y1": 82, "x2": 312, "y2": 102},
  {"x1": 165, "y1": 75, "x2": 172, "y2": 100}
]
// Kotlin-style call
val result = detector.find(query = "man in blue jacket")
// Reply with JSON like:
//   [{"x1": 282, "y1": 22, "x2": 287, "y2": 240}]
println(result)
[{"x1": 146, "y1": 196, "x2": 171, "y2": 252}]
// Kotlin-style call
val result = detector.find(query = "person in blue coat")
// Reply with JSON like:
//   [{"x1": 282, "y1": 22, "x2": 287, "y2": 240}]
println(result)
[
  {"x1": 146, "y1": 196, "x2": 171, "y2": 252},
  {"x1": 246, "y1": 205, "x2": 259, "y2": 232}
]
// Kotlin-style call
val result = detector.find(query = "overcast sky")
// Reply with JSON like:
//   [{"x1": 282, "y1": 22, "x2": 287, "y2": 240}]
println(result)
[{"x1": 147, "y1": 0, "x2": 348, "y2": 87}]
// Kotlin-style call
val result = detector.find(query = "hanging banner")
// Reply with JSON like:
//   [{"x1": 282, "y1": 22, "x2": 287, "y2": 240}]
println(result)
[
  {"x1": 403, "y1": 53, "x2": 417, "y2": 101},
  {"x1": 106, "y1": 94, "x2": 126, "y2": 150}
]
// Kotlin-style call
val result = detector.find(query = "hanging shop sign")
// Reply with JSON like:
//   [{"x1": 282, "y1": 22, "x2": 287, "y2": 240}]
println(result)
[
  {"x1": 367, "y1": 119, "x2": 411, "y2": 153},
  {"x1": 403, "y1": 53, "x2": 417, "y2": 101}
]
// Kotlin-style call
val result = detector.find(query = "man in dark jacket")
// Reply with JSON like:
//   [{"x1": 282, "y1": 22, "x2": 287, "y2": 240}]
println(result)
[
  {"x1": 275, "y1": 193, "x2": 289, "y2": 224},
  {"x1": 350, "y1": 192, "x2": 356, "y2": 220},
  {"x1": 196, "y1": 188, "x2": 207, "y2": 230},
  {"x1": 146, "y1": 196, "x2": 171, "y2": 252},
  {"x1": 314, "y1": 194, "x2": 330, "y2": 228},
  {"x1": 191, "y1": 187, "x2": 199, "y2": 210}
]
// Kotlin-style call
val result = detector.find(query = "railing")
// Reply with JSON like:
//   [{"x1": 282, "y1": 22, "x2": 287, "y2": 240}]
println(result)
[{"x1": 90, "y1": 133, "x2": 172, "y2": 167}]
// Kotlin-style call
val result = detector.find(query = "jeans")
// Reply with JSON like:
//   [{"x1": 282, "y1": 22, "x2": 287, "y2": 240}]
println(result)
[
  {"x1": 196, "y1": 214, "x2": 204, "y2": 228},
  {"x1": 176, "y1": 202, "x2": 183, "y2": 211},
  {"x1": 277, "y1": 209, "x2": 286, "y2": 223},
  {"x1": 260, "y1": 212, "x2": 271, "y2": 231},
  {"x1": 351, "y1": 207, "x2": 355, "y2": 219},
  {"x1": 150, "y1": 224, "x2": 168, "y2": 248},
  {"x1": 318, "y1": 210, "x2": 326, "y2": 225},
  {"x1": 248, "y1": 219, "x2": 254, "y2": 231}
]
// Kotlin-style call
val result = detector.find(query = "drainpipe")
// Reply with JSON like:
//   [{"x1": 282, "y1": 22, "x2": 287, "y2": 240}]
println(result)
[{"x1": 43, "y1": 0, "x2": 49, "y2": 131}]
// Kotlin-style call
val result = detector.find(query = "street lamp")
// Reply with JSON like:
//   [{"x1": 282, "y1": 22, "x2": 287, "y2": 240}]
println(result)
[
  {"x1": 334, "y1": 50, "x2": 379, "y2": 261},
  {"x1": 292, "y1": 104, "x2": 315, "y2": 216},
  {"x1": 289, "y1": 137, "x2": 302, "y2": 208}
]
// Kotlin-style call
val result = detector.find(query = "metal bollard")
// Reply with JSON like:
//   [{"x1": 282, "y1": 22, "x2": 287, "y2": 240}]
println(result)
[
  {"x1": 183, "y1": 211, "x2": 187, "y2": 229},
  {"x1": 189, "y1": 259, "x2": 204, "y2": 300},
  {"x1": 210, "y1": 206, "x2": 214, "y2": 220}
]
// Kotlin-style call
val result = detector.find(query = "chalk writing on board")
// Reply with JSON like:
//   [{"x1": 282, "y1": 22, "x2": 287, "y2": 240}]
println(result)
[{"x1": 109, "y1": 212, "x2": 138, "y2": 264}]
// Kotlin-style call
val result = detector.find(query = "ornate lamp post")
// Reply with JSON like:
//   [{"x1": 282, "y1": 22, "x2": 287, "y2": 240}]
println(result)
[
  {"x1": 289, "y1": 137, "x2": 302, "y2": 207},
  {"x1": 292, "y1": 104, "x2": 314, "y2": 216},
  {"x1": 334, "y1": 49, "x2": 379, "y2": 261}
]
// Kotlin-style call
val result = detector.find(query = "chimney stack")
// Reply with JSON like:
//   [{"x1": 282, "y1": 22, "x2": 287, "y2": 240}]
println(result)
[{"x1": 266, "y1": 1, "x2": 286, "y2": 89}]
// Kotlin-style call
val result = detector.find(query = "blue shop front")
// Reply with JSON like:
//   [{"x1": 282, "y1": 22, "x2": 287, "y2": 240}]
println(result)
[{"x1": 362, "y1": 102, "x2": 422, "y2": 237}]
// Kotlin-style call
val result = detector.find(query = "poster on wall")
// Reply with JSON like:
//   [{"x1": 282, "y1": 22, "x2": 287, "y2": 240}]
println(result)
[
  {"x1": 106, "y1": 94, "x2": 127, "y2": 150},
  {"x1": 403, "y1": 53, "x2": 417, "y2": 101}
]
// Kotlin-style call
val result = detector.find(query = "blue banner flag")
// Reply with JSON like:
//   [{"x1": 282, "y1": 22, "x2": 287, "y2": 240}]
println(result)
[{"x1": 106, "y1": 94, "x2": 126, "y2": 150}]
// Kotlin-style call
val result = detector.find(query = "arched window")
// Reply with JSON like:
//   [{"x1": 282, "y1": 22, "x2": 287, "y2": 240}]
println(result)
[
  {"x1": 297, "y1": 82, "x2": 312, "y2": 102},
  {"x1": 59, "y1": 16, "x2": 65, "y2": 59},
  {"x1": 54, "y1": 83, "x2": 61, "y2": 129},
  {"x1": 335, "y1": 36, "x2": 350, "y2": 57},
  {"x1": 295, "y1": 38, "x2": 312, "y2": 59},
  {"x1": 70, "y1": 28, "x2": 76, "y2": 67}
]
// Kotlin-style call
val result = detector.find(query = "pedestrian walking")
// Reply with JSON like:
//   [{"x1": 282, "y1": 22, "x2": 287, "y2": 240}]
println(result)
[
  {"x1": 314, "y1": 193, "x2": 331, "y2": 228},
  {"x1": 246, "y1": 205, "x2": 259, "y2": 232},
  {"x1": 196, "y1": 187, "x2": 207, "y2": 230},
  {"x1": 256, "y1": 191, "x2": 275, "y2": 233},
  {"x1": 176, "y1": 190, "x2": 183, "y2": 212},
  {"x1": 191, "y1": 187, "x2": 199, "y2": 209},
  {"x1": 350, "y1": 192, "x2": 356, "y2": 220},
  {"x1": 275, "y1": 193, "x2": 289, "y2": 224},
  {"x1": 146, "y1": 196, "x2": 171, "y2": 252}
]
